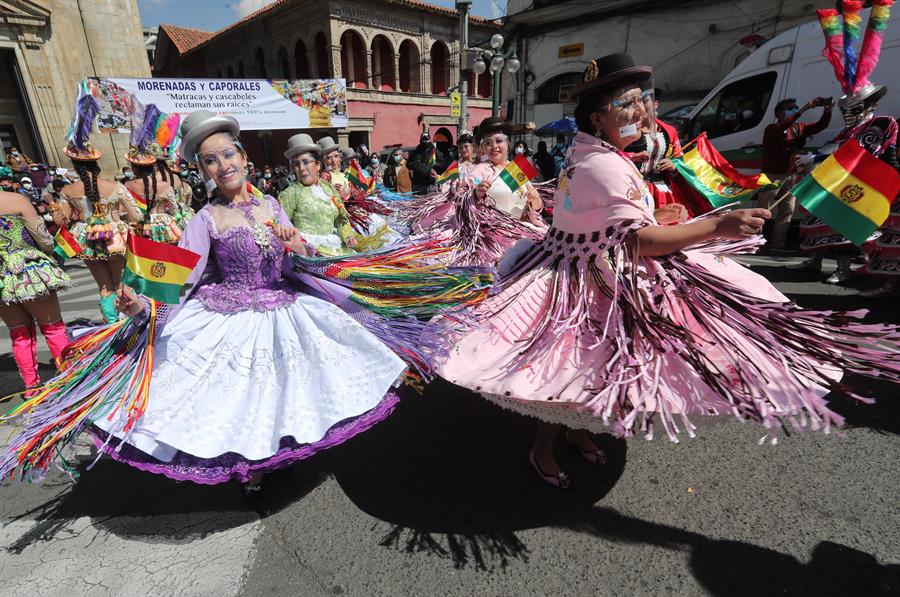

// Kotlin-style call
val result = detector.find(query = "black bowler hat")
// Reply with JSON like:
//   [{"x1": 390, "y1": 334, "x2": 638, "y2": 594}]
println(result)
[
  {"x1": 474, "y1": 116, "x2": 511, "y2": 144},
  {"x1": 458, "y1": 132, "x2": 474, "y2": 145},
  {"x1": 570, "y1": 53, "x2": 652, "y2": 100}
]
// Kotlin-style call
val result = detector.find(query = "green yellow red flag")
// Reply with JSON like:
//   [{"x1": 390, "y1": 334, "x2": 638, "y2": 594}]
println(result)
[
  {"x1": 427, "y1": 147, "x2": 437, "y2": 169},
  {"x1": 53, "y1": 226, "x2": 83, "y2": 260},
  {"x1": 792, "y1": 139, "x2": 900, "y2": 245},
  {"x1": 122, "y1": 233, "x2": 201, "y2": 304},
  {"x1": 345, "y1": 159, "x2": 374, "y2": 193},
  {"x1": 672, "y1": 134, "x2": 773, "y2": 207},
  {"x1": 495, "y1": 154, "x2": 538, "y2": 193},
  {"x1": 435, "y1": 161, "x2": 460, "y2": 185}
]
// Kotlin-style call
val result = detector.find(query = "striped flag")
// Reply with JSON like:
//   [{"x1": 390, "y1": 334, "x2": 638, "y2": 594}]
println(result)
[
  {"x1": 435, "y1": 161, "x2": 460, "y2": 184},
  {"x1": 427, "y1": 147, "x2": 437, "y2": 169},
  {"x1": 122, "y1": 233, "x2": 201, "y2": 304},
  {"x1": 127, "y1": 187, "x2": 148, "y2": 214},
  {"x1": 491, "y1": 154, "x2": 538, "y2": 195},
  {"x1": 53, "y1": 226, "x2": 83, "y2": 260},
  {"x1": 346, "y1": 159, "x2": 375, "y2": 193},
  {"x1": 793, "y1": 139, "x2": 900, "y2": 245},
  {"x1": 672, "y1": 134, "x2": 773, "y2": 207}
]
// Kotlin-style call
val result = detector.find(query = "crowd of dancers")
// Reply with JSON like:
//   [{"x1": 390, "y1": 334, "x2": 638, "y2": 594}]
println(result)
[{"x1": 1, "y1": 2, "x2": 899, "y2": 494}]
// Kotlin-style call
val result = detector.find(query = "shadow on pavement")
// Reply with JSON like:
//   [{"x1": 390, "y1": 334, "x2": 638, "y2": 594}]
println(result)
[
  {"x1": 566, "y1": 507, "x2": 900, "y2": 596},
  {"x1": 329, "y1": 380, "x2": 628, "y2": 570}
]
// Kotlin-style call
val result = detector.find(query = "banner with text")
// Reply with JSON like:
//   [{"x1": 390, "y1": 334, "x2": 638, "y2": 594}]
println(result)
[{"x1": 86, "y1": 77, "x2": 348, "y2": 134}]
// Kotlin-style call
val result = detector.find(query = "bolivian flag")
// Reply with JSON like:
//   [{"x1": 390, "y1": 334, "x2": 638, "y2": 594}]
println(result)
[
  {"x1": 792, "y1": 139, "x2": 900, "y2": 245},
  {"x1": 427, "y1": 147, "x2": 437, "y2": 169},
  {"x1": 673, "y1": 134, "x2": 773, "y2": 207},
  {"x1": 53, "y1": 226, "x2": 83, "y2": 259},
  {"x1": 122, "y1": 233, "x2": 201, "y2": 304},
  {"x1": 493, "y1": 154, "x2": 538, "y2": 194},
  {"x1": 435, "y1": 161, "x2": 460, "y2": 184},
  {"x1": 346, "y1": 160, "x2": 375, "y2": 194}
]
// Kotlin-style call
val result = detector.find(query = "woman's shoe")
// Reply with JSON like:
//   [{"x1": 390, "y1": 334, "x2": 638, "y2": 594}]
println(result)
[
  {"x1": 528, "y1": 450, "x2": 569, "y2": 489},
  {"x1": 565, "y1": 430, "x2": 607, "y2": 465}
]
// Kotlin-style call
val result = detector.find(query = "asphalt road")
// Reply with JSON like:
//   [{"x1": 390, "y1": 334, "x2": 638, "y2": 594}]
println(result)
[{"x1": 0, "y1": 254, "x2": 897, "y2": 597}]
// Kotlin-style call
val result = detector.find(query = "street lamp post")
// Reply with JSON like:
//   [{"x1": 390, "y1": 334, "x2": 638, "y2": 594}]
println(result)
[{"x1": 472, "y1": 33, "x2": 521, "y2": 118}]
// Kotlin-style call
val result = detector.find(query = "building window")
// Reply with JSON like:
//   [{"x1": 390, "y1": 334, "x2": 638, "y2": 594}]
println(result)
[
  {"x1": 689, "y1": 71, "x2": 777, "y2": 139},
  {"x1": 226, "y1": 65, "x2": 234, "y2": 78},
  {"x1": 398, "y1": 39, "x2": 420, "y2": 93},
  {"x1": 535, "y1": 72, "x2": 582, "y2": 104},
  {"x1": 430, "y1": 41, "x2": 450, "y2": 95},
  {"x1": 278, "y1": 46, "x2": 289, "y2": 79},
  {"x1": 255, "y1": 47, "x2": 267, "y2": 78},
  {"x1": 477, "y1": 71, "x2": 491, "y2": 98},
  {"x1": 238, "y1": 61, "x2": 245, "y2": 77},
  {"x1": 340, "y1": 30, "x2": 367, "y2": 88},
  {"x1": 295, "y1": 39, "x2": 310, "y2": 78},
  {"x1": 371, "y1": 35, "x2": 395, "y2": 91},
  {"x1": 314, "y1": 33, "x2": 329, "y2": 78}
]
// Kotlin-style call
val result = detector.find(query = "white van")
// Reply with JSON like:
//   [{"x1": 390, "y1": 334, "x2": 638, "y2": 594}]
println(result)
[{"x1": 683, "y1": 8, "x2": 900, "y2": 173}]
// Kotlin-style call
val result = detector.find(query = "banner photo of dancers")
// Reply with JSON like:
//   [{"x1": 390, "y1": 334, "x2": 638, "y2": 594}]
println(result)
[{"x1": 84, "y1": 76, "x2": 349, "y2": 134}]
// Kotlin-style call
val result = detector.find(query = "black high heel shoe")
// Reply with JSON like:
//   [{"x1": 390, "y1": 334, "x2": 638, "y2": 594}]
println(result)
[
  {"x1": 565, "y1": 430, "x2": 606, "y2": 465},
  {"x1": 528, "y1": 450, "x2": 570, "y2": 489}
]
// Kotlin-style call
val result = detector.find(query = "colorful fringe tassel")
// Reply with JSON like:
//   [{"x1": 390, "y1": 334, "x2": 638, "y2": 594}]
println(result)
[
  {"x1": 818, "y1": 8, "x2": 847, "y2": 93},
  {"x1": 0, "y1": 302, "x2": 162, "y2": 482},
  {"x1": 842, "y1": 0, "x2": 865, "y2": 90},
  {"x1": 856, "y1": 0, "x2": 894, "y2": 90}
]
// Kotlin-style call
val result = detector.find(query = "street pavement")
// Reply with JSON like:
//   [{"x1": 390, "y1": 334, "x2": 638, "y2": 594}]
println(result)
[{"x1": 0, "y1": 254, "x2": 898, "y2": 596}]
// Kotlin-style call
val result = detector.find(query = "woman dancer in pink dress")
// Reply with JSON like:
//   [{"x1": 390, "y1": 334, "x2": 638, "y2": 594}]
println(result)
[{"x1": 437, "y1": 54, "x2": 900, "y2": 488}]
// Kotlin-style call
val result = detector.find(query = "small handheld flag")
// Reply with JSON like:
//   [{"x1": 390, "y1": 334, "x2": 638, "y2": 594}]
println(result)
[
  {"x1": 122, "y1": 233, "x2": 201, "y2": 304},
  {"x1": 489, "y1": 154, "x2": 538, "y2": 198},
  {"x1": 435, "y1": 161, "x2": 460, "y2": 185},
  {"x1": 346, "y1": 159, "x2": 374, "y2": 193},
  {"x1": 427, "y1": 147, "x2": 437, "y2": 169},
  {"x1": 792, "y1": 139, "x2": 900, "y2": 245},
  {"x1": 53, "y1": 226, "x2": 83, "y2": 260},
  {"x1": 672, "y1": 134, "x2": 773, "y2": 207}
]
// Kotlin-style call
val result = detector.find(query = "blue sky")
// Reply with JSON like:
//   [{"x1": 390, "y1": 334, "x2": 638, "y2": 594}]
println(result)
[{"x1": 137, "y1": 0, "x2": 501, "y2": 31}]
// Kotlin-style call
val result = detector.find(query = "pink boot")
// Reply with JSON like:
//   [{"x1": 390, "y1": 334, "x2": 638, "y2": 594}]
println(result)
[
  {"x1": 10, "y1": 323, "x2": 39, "y2": 391},
  {"x1": 38, "y1": 320, "x2": 69, "y2": 367}
]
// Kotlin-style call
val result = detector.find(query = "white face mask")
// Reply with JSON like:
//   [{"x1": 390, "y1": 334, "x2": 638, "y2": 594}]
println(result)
[
  {"x1": 515, "y1": 147, "x2": 525, "y2": 155},
  {"x1": 618, "y1": 123, "x2": 638, "y2": 138},
  {"x1": 742, "y1": 110, "x2": 754, "y2": 119},
  {"x1": 22, "y1": 183, "x2": 32, "y2": 190},
  {"x1": 371, "y1": 159, "x2": 379, "y2": 166}
]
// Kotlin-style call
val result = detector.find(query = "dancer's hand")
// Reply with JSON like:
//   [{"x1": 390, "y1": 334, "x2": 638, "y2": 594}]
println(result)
[
  {"x1": 655, "y1": 158, "x2": 676, "y2": 173},
  {"x1": 525, "y1": 187, "x2": 542, "y2": 211},
  {"x1": 476, "y1": 179, "x2": 491, "y2": 199},
  {"x1": 346, "y1": 235, "x2": 359, "y2": 249},
  {"x1": 270, "y1": 223, "x2": 296, "y2": 242},
  {"x1": 115, "y1": 286, "x2": 144, "y2": 316},
  {"x1": 714, "y1": 208, "x2": 770, "y2": 239},
  {"x1": 654, "y1": 203, "x2": 689, "y2": 225},
  {"x1": 284, "y1": 234, "x2": 314, "y2": 257}
]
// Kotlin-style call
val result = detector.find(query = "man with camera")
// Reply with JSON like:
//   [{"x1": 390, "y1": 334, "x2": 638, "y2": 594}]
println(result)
[{"x1": 759, "y1": 96, "x2": 834, "y2": 251}]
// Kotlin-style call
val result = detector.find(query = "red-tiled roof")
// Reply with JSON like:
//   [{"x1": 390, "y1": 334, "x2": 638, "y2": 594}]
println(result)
[
  {"x1": 158, "y1": 24, "x2": 214, "y2": 54},
  {"x1": 182, "y1": 0, "x2": 499, "y2": 55}
]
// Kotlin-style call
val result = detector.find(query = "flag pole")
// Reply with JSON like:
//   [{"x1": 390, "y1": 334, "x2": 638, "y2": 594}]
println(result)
[{"x1": 671, "y1": 132, "x2": 706, "y2": 159}]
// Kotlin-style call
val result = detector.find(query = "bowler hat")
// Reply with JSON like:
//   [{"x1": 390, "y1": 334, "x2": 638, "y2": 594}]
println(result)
[
  {"x1": 474, "y1": 116, "x2": 511, "y2": 144},
  {"x1": 179, "y1": 110, "x2": 241, "y2": 163},
  {"x1": 570, "y1": 53, "x2": 652, "y2": 100},
  {"x1": 284, "y1": 133, "x2": 320, "y2": 159},
  {"x1": 317, "y1": 136, "x2": 340, "y2": 155}
]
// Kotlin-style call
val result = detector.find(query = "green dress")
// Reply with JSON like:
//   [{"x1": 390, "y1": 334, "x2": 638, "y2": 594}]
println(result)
[
  {"x1": 0, "y1": 215, "x2": 71, "y2": 304},
  {"x1": 277, "y1": 180, "x2": 359, "y2": 256}
]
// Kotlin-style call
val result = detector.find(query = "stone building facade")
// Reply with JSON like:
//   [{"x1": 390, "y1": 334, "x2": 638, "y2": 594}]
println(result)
[
  {"x1": 153, "y1": 0, "x2": 499, "y2": 163},
  {"x1": 0, "y1": 0, "x2": 150, "y2": 173}
]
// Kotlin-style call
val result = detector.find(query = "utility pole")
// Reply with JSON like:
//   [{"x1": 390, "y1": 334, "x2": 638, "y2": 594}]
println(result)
[{"x1": 456, "y1": 1, "x2": 472, "y2": 134}]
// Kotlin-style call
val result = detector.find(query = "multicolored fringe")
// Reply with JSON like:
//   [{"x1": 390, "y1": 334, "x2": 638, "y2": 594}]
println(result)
[
  {"x1": 294, "y1": 240, "x2": 494, "y2": 385},
  {"x1": 856, "y1": 0, "x2": 894, "y2": 90},
  {"x1": 818, "y1": 9, "x2": 847, "y2": 92},
  {"x1": 842, "y1": 0, "x2": 865, "y2": 90},
  {"x1": 477, "y1": 221, "x2": 900, "y2": 442},
  {"x1": 0, "y1": 302, "x2": 162, "y2": 482}
]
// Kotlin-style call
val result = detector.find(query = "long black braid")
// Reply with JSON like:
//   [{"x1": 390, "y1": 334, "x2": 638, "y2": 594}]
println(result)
[
  {"x1": 156, "y1": 159, "x2": 174, "y2": 187},
  {"x1": 73, "y1": 160, "x2": 101, "y2": 201},
  {"x1": 133, "y1": 163, "x2": 158, "y2": 210}
]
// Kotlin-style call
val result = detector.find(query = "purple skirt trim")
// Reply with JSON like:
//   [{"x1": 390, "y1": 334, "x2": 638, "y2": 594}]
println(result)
[{"x1": 90, "y1": 391, "x2": 401, "y2": 485}]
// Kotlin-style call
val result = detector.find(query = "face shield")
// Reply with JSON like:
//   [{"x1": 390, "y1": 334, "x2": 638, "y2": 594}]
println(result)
[{"x1": 640, "y1": 80, "x2": 657, "y2": 136}]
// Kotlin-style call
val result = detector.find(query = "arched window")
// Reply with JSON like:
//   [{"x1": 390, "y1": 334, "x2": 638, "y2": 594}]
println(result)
[
  {"x1": 238, "y1": 61, "x2": 245, "y2": 77},
  {"x1": 295, "y1": 39, "x2": 310, "y2": 78},
  {"x1": 466, "y1": 71, "x2": 476, "y2": 97},
  {"x1": 371, "y1": 35, "x2": 395, "y2": 91},
  {"x1": 535, "y1": 72, "x2": 582, "y2": 104},
  {"x1": 255, "y1": 47, "x2": 267, "y2": 78},
  {"x1": 278, "y1": 46, "x2": 289, "y2": 79},
  {"x1": 314, "y1": 32, "x2": 329, "y2": 78},
  {"x1": 430, "y1": 41, "x2": 449, "y2": 95},
  {"x1": 226, "y1": 64, "x2": 235, "y2": 78},
  {"x1": 340, "y1": 30, "x2": 367, "y2": 88},
  {"x1": 216, "y1": 69, "x2": 223, "y2": 79},
  {"x1": 398, "y1": 39, "x2": 420, "y2": 93}
]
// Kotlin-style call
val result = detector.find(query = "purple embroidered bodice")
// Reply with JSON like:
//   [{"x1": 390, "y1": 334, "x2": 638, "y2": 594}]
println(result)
[{"x1": 194, "y1": 198, "x2": 299, "y2": 313}]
